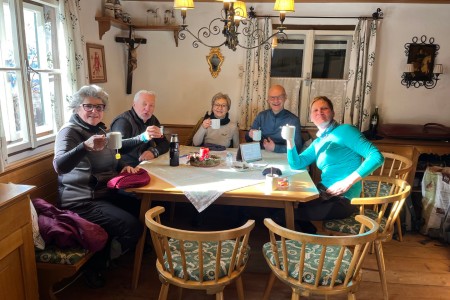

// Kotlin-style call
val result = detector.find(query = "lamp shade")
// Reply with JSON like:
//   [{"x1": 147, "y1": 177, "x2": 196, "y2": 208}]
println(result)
[
  {"x1": 271, "y1": 36, "x2": 278, "y2": 48},
  {"x1": 405, "y1": 63, "x2": 415, "y2": 73},
  {"x1": 433, "y1": 64, "x2": 443, "y2": 74},
  {"x1": 174, "y1": 0, "x2": 194, "y2": 10},
  {"x1": 233, "y1": 1, "x2": 247, "y2": 20},
  {"x1": 274, "y1": 0, "x2": 295, "y2": 12}
]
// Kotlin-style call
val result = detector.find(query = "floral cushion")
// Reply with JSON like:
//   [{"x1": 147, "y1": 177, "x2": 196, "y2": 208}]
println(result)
[
  {"x1": 323, "y1": 181, "x2": 391, "y2": 235},
  {"x1": 323, "y1": 209, "x2": 387, "y2": 235},
  {"x1": 164, "y1": 239, "x2": 250, "y2": 281},
  {"x1": 262, "y1": 240, "x2": 353, "y2": 286},
  {"x1": 35, "y1": 245, "x2": 89, "y2": 265}
]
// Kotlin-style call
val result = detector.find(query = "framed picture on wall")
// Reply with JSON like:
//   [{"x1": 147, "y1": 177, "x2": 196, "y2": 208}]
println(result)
[
  {"x1": 87, "y1": 43, "x2": 107, "y2": 83},
  {"x1": 407, "y1": 43, "x2": 437, "y2": 81}
]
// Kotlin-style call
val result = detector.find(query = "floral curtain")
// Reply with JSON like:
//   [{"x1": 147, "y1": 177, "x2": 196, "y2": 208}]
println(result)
[
  {"x1": 238, "y1": 18, "x2": 272, "y2": 130},
  {"x1": 343, "y1": 18, "x2": 379, "y2": 130},
  {"x1": 58, "y1": 0, "x2": 88, "y2": 124}
]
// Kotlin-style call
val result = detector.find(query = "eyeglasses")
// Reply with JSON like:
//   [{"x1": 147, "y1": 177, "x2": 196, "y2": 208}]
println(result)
[
  {"x1": 213, "y1": 104, "x2": 228, "y2": 108},
  {"x1": 80, "y1": 104, "x2": 106, "y2": 112},
  {"x1": 268, "y1": 95, "x2": 286, "y2": 101}
]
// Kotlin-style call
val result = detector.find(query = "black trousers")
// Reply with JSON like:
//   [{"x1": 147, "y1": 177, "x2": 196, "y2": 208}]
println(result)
[
  {"x1": 63, "y1": 190, "x2": 143, "y2": 258},
  {"x1": 297, "y1": 195, "x2": 358, "y2": 221}
]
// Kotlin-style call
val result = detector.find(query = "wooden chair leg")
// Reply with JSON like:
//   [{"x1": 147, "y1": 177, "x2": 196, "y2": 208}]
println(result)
[
  {"x1": 158, "y1": 283, "x2": 170, "y2": 300},
  {"x1": 374, "y1": 241, "x2": 389, "y2": 300},
  {"x1": 236, "y1": 276, "x2": 245, "y2": 300},
  {"x1": 396, "y1": 217, "x2": 403, "y2": 242},
  {"x1": 176, "y1": 286, "x2": 183, "y2": 300},
  {"x1": 291, "y1": 288, "x2": 300, "y2": 300},
  {"x1": 347, "y1": 292, "x2": 356, "y2": 300},
  {"x1": 215, "y1": 291, "x2": 224, "y2": 300},
  {"x1": 262, "y1": 272, "x2": 277, "y2": 300}
]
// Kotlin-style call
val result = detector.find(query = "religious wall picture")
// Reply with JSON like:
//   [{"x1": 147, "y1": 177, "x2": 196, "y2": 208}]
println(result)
[
  {"x1": 87, "y1": 43, "x2": 107, "y2": 83},
  {"x1": 407, "y1": 43, "x2": 437, "y2": 81}
]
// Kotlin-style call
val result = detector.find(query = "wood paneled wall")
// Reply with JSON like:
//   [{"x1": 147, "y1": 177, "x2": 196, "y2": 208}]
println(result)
[{"x1": 0, "y1": 151, "x2": 58, "y2": 204}]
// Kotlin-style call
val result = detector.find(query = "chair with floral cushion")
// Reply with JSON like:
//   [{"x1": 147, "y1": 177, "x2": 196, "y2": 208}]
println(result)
[
  {"x1": 262, "y1": 214, "x2": 379, "y2": 300},
  {"x1": 145, "y1": 206, "x2": 255, "y2": 300},
  {"x1": 323, "y1": 176, "x2": 411, "y2": 300},
  {"x1": 371, "y1": 152, "x2": 413, "y2": 241}
]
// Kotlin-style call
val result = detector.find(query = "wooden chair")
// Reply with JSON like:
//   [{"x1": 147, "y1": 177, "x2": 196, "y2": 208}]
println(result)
[
  {"x1": 145, "y1": 206, "x2": 255, "y2": 300},
  {"x1": 323, "y1": 176, "x2": 411, "y2": 300},
  {"x1": 262, "y1": 215, "x2": 379, "y2": 300},
  {"x1": 371, "y1": 152, "x2": 413, "y2": 242}
]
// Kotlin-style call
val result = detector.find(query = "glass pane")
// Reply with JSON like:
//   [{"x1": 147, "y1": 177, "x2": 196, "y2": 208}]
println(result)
[
  {"x1": 312, "y1": 36, "x2": 349, "y2": 79},
  {"x1": 24, "y1": 2, "x2": 58, "y2": 139},
  {"x1": 0, "y1": 0, "x2": 19, "y2": 68},
  {"x1": 270, "y1": 37, "x2": 305, "y2": 78},
  {"x1": 0, "y1": 70, "x2": 29, "y2": 145}
]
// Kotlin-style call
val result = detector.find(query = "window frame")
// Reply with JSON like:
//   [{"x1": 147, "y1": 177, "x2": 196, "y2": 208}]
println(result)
[{"x1": 0, "y1": 0, "x2": 62, "y2": 164}]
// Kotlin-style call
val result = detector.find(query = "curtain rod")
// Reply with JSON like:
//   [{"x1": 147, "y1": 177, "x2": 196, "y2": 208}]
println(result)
[{"x1": 252, "y1": 8, "x2": 383, "y2": 20}]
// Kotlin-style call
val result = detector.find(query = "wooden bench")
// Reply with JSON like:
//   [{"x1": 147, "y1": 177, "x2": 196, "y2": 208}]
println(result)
[{"x1": 0, "y1": 151, "x2": 93, "y2": 300}]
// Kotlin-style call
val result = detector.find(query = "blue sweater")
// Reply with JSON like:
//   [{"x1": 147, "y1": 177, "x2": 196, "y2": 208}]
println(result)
[
  {"x1": 287, "y1": 124, "x2": 384, "y2": 199},
  {"x1": 245, "y1": 109, "x2": 302, "y2": 153}
]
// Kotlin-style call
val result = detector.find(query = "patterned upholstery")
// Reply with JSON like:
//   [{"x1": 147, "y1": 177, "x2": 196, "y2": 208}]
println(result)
[
  {"x1": 323, "y1": 181, "x2": 392, "y2": 234},
  {"x1": 324, "y1": 209, "x2": 386, "y2": 234},
  {"x1": 165, "y1": 239, "x2": 250, "y2": 281},
  {"x1": 262, "y1": 240, "x2": 353, "y2": 286},
  {"x1": 35, "y1": 245, "x2": 89, "y2": 265}
]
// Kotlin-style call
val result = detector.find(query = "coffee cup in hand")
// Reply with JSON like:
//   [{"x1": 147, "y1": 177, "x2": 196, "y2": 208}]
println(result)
[
  {"x1": 252, "y1": 129, "x2": 262, "y2": 142},
  {"x1": 107, "y1": 132, "x2": 122, "y2": 150},
  {"x1": 211, "y1": 119, "x2": 220, "y2": 129},
  {"x1": 281, "y1": 125, "x2": 295, "y2": 140}
]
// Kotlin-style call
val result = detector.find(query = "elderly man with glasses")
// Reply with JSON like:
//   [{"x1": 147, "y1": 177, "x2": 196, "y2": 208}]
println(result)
[{"x1": 245, "y1": 84, "x2": 302, "y2": 153}]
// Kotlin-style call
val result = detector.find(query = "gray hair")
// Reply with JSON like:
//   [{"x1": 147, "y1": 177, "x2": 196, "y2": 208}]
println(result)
[
  {"x1": 69, "y1": 85, "x2": 109, "y2": 113},
  {"x1": 134, "y1": 90, "x2": 157, "y2": 103},
  {"x1": 211, "y1": 92, "x2": 231, "y2": 109}
]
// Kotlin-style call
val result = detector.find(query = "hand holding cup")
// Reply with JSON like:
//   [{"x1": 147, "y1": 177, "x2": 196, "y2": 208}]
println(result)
[
  {"x1": 84, "y1": 134, "x2": 107, "y2": 151},
  {"x1": 281, "y1": 125, "x2": 295, "y2": 141}
]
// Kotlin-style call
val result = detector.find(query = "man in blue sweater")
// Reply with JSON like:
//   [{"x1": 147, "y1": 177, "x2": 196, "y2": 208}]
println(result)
[{"x1": 245, "y1": 85, "x2": 302, "y2": 153}]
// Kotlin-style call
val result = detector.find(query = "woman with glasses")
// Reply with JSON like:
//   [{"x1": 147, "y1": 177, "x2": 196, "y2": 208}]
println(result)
[
  {"x1": 53, "y1": 85, "x2": 151, "y2": 288},
  {"x1": 192, "y1": 92, "x2": 240, "y2": 148}
]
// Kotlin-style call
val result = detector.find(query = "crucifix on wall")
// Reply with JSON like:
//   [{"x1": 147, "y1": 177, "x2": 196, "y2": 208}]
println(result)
[{"x1": 115, "y1": 27, "x2": 147, "y2": 94}]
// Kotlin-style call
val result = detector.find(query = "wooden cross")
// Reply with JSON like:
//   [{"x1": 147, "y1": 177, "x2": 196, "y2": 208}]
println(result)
[{"x1": 115, "y1": 27, "x2": 147, "y2": 94}]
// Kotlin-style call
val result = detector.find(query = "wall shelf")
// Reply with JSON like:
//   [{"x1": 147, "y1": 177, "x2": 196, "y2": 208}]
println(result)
[{"x1": 95, "y1": 16, "x2": 179, "y2": 46}]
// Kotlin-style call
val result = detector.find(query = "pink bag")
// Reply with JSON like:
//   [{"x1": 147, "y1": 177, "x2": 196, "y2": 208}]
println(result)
[{"x1": 107, "y1": 168, "x2": 150, "y2": 189}]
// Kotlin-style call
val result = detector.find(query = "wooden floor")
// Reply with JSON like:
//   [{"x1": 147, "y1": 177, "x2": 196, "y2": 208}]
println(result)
[{"x1": 56, "y1": 203, "x2": 450, "y2": 300}]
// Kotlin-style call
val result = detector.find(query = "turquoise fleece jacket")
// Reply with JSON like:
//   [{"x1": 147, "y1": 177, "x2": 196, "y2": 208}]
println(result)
[{"x1": 287, "y1": 124, "x2": 384, "y2": 200}]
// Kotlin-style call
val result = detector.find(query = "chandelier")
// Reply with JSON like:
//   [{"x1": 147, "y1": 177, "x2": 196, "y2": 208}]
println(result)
[{"x1": 173, "y1": 0, "x2": 295, "y2": 51}]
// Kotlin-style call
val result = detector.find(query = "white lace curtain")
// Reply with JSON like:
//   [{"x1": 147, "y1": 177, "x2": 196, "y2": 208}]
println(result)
[
  {"x1": 238, "y1": 18, "x2": 272, "y2": 130},
  {"x1": 343, "y1": 18, "x2": 380, "y2": 130}
]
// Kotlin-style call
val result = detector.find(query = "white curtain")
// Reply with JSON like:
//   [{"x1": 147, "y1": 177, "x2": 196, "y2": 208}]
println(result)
[
  {"x1": 343, "y1": 18, "x2": 379, "y2": 130},
  {"x1": 238, "y1": 18, "x2": 272, "y2": 130},
  {"x1": 58, "y1": 0, "x2": 88, "y2": 125},
  {"x1": 270, "y1": 77, "x2": 301, "y2": 116}
]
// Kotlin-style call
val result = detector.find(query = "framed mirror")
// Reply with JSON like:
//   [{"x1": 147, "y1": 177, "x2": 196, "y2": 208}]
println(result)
[{"x1": 206, "y1": 47, "x2": 224, "y2": 78}]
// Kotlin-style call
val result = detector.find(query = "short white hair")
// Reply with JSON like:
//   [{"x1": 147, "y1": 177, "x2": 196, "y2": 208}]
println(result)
[{"x1": 134, "y1": 90, "x2": 156, "y2": 103}]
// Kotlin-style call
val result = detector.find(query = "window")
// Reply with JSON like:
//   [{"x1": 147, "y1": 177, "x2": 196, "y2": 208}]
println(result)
[
  {"x1": 271, "y1": 29, "x2": 353, "y2": 126},
  {"x1": 0, "y1": 0, "x2": 62, "y2": 162}
]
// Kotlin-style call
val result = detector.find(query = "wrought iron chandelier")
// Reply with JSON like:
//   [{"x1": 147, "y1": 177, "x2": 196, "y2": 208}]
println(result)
[{"x1": 173, "y1": 0, "x2": 295, "y2": 51}]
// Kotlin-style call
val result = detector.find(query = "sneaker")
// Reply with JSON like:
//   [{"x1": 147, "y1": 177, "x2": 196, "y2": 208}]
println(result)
[{"x1": 83, "y1": 268, "x2": 106, "y2": 289}]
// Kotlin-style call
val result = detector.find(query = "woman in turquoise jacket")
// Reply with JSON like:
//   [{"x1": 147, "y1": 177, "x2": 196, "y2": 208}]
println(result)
[{"x1": 283, "y1": 96, "x2": 384, "y2": 233}]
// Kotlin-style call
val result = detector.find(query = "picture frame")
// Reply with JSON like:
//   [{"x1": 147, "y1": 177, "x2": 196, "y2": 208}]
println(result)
[
  {"x1": 86, "y1": 43, "x2": 107, "y2": 83},
  {"x1": 406, "y1": 42, "x2": 437, "y2": 81},
  {"x1": 206, "y1": 47, "x2": 224, "y2": 78}
]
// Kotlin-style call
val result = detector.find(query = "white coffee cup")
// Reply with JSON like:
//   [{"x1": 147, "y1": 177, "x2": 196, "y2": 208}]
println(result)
[
  {"x1": 265, "y1": 174, "x2": 279, "y2": 192},
  {"x1": 281, "y1": 125, "x2": 295, "y2": 140},
  {"x1": 211, "y1": 119, "x2": 220, "y2": 129},
  {"x1": 107, "y1": 132, "x2": 122, "y2": 150},
  {"x1": 253, "y1": 129, "x2": 262, "y2": 142}
]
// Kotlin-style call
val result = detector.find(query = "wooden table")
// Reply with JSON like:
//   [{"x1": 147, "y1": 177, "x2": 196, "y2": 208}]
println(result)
[{"x1": 127, "y1": 152, "x2": 319, "y2": 289}]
